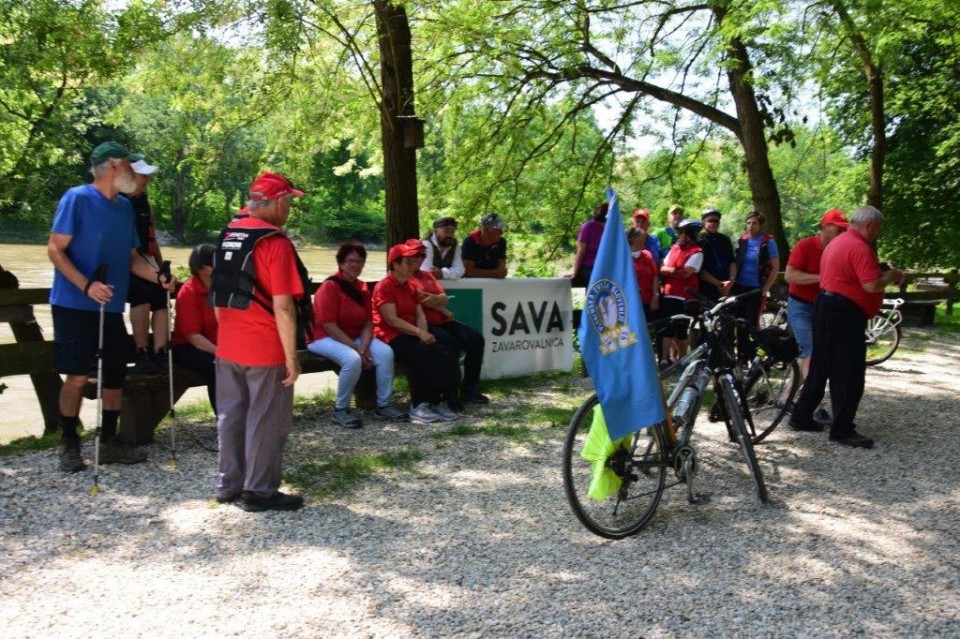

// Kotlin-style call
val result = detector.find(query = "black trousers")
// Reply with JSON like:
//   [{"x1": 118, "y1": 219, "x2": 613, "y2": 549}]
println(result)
[
  {"x1": 732, "y1": 283, "x2": 762, "y2": 362},
  {"x1": 429, "y1": 320, "x2": 485, "y2": 390},
  {"x1": 388, "y1": 334, "x2": 460, "y2": 406},
  {"x1": 792, "y1": 292, "x2": 868, "y2": 438},
  {"x1": 172, "y1": 344, "x2": 217, "y2": 414}
]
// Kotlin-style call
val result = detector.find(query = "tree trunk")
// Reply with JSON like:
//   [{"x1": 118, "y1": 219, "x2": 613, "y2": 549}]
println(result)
[
  {"x1": 830, "y1": 0, "x2": 884, "y2": 209},
  {"x1": 714, "y1": 5, "x2": 788, "y2": 261},
  {"x1": 373, "y1": 0, "x2": 420, "y2": 247},
  {"x1": 724, "y1": 40, "x2": 788, "y2": 259}
]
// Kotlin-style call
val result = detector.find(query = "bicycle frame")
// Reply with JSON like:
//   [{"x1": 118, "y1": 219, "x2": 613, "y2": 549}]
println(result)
[{"x1": 866, "y1": 298, "x2": 904, "y2": 342}]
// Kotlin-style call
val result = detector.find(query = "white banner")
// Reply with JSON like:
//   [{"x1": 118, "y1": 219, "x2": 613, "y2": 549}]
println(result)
[{"x1": 442, "y1": 278, "x2": 574, "y2": 379}]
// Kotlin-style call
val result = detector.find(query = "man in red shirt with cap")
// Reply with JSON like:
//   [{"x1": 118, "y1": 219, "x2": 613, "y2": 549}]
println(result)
[
  {"x1": 788, "y1": 206, "x2": 905, "y2": 448},
  {"x1": 213, "y1": 171, "x2": 307, "y2": 511}
]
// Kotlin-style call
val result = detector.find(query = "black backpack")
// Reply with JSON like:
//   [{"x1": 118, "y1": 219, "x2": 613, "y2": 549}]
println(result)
[{"x1": 210, "y1": 226, "x2": 314, "y2": 347}]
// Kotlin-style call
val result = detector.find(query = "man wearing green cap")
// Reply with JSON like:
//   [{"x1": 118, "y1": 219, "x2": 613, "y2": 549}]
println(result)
[{"x1": 47, "y1": 141, "x2": 177, "y2": 472}]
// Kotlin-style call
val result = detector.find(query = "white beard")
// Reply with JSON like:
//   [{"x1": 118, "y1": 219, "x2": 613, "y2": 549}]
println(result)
[{"x1": 116, "y1": 173, "x2": 138, "y2": 195}]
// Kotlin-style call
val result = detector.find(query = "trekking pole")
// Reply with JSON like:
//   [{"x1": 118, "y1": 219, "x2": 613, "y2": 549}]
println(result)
[
  {"x1": 160, "y1": 260, "x2": 177, "y2": 467},
  {"x1": 90, "y1": 264, "x2": 108, "y2": 496}
]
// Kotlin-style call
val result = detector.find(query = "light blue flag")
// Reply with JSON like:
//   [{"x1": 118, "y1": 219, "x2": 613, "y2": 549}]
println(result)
[{"x1": 578, "y1": 187, "x2": 665, "y2": 440}]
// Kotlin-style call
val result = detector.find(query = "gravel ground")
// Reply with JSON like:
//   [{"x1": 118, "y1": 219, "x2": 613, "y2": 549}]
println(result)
[{"x1": 1, "y1": 329, "x2": 958, "y2": 638}]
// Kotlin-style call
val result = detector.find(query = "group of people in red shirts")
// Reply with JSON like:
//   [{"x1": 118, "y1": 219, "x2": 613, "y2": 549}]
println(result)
[{"x1": 162, "y1": 174, "x2": 493, "y2": 512}]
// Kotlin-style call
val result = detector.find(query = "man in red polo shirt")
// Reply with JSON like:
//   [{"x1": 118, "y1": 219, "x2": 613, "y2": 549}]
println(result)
[
  {"x1": 213, "y1": 172, "x2": 306, "y2": 511},
  {"x1": 788, "y1": 206, "x2": 905, "y2": 448}
]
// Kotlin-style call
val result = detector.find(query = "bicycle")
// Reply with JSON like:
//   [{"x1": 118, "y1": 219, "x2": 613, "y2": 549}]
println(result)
[
  {"x1": 562, "y1": 290, "x2": 769, "y2": 539},
  {"x1": 703, "y1": 294, "x2": 800, "y2": 445},
  {"x1": 865, "y1": 298, "x2": 903, "y2": 366}
]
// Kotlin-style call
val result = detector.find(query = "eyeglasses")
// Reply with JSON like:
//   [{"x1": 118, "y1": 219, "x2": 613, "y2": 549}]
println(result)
[{"x1": 342, "y1": 258, "x2": 365, "y2": 265}]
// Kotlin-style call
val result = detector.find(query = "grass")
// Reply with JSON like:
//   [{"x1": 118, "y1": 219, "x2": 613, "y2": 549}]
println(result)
[
  {"x1": 0, "y1": 430, "x2": 63, "y2": 456},
  {"x1": 284, "y1": 448, "x2": 425, "y2": 497},
  {"x1": 934, "y1": 304, "x2": 960, "y2": 333}
]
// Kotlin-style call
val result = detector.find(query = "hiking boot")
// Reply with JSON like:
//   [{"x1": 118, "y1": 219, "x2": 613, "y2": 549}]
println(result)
[
  {"x1": 153, "y1": 347, "x2": 170, "y2": 371},
  {"x1": 409, "y1": 403, "x2": 441, "y2": 424},
  {"x1": 332, "y1": 408, "x2": 362, "y2": 429},
  {"x1": 216, "y1": 492, "x2": 241, "y2": 504},
  {"x1": 133, "y1": 348, "x2": 161, "y2": 374},
  {"x1": 58, "y1": 439, "x2": 87, "y2": 473},
  {"x1": 239, "y1": 491, "x2": 304, "y2": 512},
  {"x1": 813, "y1": 408, "x2": 833, "y2": 425},
  {"x1": 830, "y1": 432, "x2": 874, "y2": 449},
  {"x1": 432, "y1": 402, "x2": 458, "y2": 422},
  {"x1": 707, "y1": 402, "x2": 722, "y2": 423},
  {"x1": 374, "y1": 404, "x2": 409, "y2": 421},
  {"x1": 789, "y1": 419, "x2": 825, "y2": 433},
  {"x1": 461, "y1": 387, "x2": 490, "y2": 404},
  {"x1": 98, "y1": 439, "x2": 148, "y2": 464}
]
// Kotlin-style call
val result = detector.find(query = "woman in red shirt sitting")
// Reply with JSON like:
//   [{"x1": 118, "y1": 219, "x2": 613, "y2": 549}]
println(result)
[
  {"x1": 307, "y1": 242, "x2": 407, "y2": 428},
  {"x1": 373, "y1": 240, "x2": 461, "y2": 424},
  {"x1": 171, "y1": 244, "x2": 219, "y2": 413}
]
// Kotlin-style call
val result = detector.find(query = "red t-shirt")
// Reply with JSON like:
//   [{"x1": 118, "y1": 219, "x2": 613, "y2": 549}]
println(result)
[
  {"x1": 372, "y1": 273, "x2": 421, "y2": 344},
  {"x1": 787, "y1": 235, "x2": 824, "y2": 303},
  {"x1": 633, "y1": 250, "x2": 657, "y2": 305},
  {"x1": 215, "y1": 217, "x2": 304, "y2": 366},
  {"x1": 409, "y1": 270, "x2": 450, "y2": 326},
  {"x1": 820, "y1": 228, "x2": 884, "y2": 318},
  {"x1": 311, "y1": 274, "x2": 371, "y2": 341},
  {"x1": 662, "y1": 242, "x2": 702, "y2": 300},
  {"x1": 172, "y1": 274, "x2": 218, "y2": 346}
]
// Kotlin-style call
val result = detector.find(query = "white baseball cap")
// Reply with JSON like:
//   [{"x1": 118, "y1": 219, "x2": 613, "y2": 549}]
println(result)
[{"x1": 131, "y1": 159, "x2": 159, "y2": 175}]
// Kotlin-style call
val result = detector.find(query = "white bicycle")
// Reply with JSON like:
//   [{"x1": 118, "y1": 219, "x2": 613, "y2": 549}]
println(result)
[{"x1": 865, "y1": 298, "x2": 904, "y2": 366}]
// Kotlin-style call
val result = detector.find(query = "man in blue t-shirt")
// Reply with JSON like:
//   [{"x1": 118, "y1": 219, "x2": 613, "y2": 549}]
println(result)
[
  {"x1": 48, "y1": 140, "x2": 177, "y2": 472},
  {"x1": 732, "y1": 211, "x2": 780, "y2": 361}
]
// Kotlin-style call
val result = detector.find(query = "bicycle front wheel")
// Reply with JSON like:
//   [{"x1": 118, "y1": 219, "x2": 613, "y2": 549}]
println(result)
[
  {"x1": 865, "y1": 323, "x2": 901, "y2": 366},
  {"x1": 719, "y1": 375, "x2": 769, "y2": 503},
  {"x1": 562, "y1": 394, "x2": 667, "y2": 539},
  {"x1": 743, "y1": 358, "x2": 801, "y2": 444}
]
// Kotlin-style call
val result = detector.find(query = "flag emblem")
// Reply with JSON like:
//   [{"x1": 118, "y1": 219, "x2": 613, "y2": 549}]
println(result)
[{"x1": 585, "y1": 278, "x2": 638, "y2": 355}]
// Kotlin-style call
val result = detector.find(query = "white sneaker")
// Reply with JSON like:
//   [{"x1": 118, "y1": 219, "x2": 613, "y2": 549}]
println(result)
[
  {"x1": 409, "y1": 402, "x2": 441, "y2": 424},
  {"x1": 431, "y1": 402, "x2": 458, "y2": 422}
]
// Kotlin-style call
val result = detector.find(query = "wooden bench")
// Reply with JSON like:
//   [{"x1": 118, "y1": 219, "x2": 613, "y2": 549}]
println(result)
[{"x1": 0, "y1": 279, "x2": 347, "y2": 446}]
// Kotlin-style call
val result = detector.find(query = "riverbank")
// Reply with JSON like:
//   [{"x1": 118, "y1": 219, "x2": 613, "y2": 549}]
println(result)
[{"x1": 1, "y1": 329, "x2": 958, "y2": 637}]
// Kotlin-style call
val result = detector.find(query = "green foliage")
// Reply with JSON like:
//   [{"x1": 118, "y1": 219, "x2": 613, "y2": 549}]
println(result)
[
  {"x1": 618, "y1": 127, "x2": 859, "y2": 244},
  {"x1": 294, "y1": 141, "x2": 385, "y2": 244},
  {"x1": 0, "y1": 0, "x2": 166, "y2": 218}
]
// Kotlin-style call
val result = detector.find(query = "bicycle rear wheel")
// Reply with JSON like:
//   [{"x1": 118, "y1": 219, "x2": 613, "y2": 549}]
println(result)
[
  {"x1": 719, "y1": 375, "x2": 768, "y2": 503},
  {"x1": 742, "y1": 358, "x2": 801, "y2": 444},
  {"x1": 562, "y1": 394, "x2": 667, "y2": 539},
  {"x1": 865, "y1": 323, "x2": 901, "y2": 366}
]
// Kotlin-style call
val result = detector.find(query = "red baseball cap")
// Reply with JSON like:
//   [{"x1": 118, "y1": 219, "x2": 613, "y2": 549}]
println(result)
[
  {"x1": 249, "y1": 172, "x2": 305, "y2": 201},
  {"x1": 388, "y1": 240, "x2": 426, "y2": 264},
  {"x1": 820, "y1": 209, "x2": 849, "y2": 229},
  {"x1": 632, "y1": 208, "x2": 651, "y2": 220}
]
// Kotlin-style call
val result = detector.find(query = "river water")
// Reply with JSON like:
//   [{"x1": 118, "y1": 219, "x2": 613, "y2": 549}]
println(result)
[{"x1": 0, "y1": 242, "x2": 387, "y2": 444}]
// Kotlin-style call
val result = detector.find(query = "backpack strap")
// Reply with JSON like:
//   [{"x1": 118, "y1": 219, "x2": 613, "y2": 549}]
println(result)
[{"x1": 324, "y1": 275, "x2": 366, "y2": 308}]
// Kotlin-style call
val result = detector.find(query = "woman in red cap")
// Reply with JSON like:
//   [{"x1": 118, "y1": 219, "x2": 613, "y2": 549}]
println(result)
[{"x1": 372, "y1": 241, "x2": 461, "y2": 424}]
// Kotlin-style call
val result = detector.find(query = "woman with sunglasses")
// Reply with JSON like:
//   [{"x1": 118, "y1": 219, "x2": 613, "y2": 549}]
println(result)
[{"x1": 307, "y1": 241, "x2": 408, "y2": 428}]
